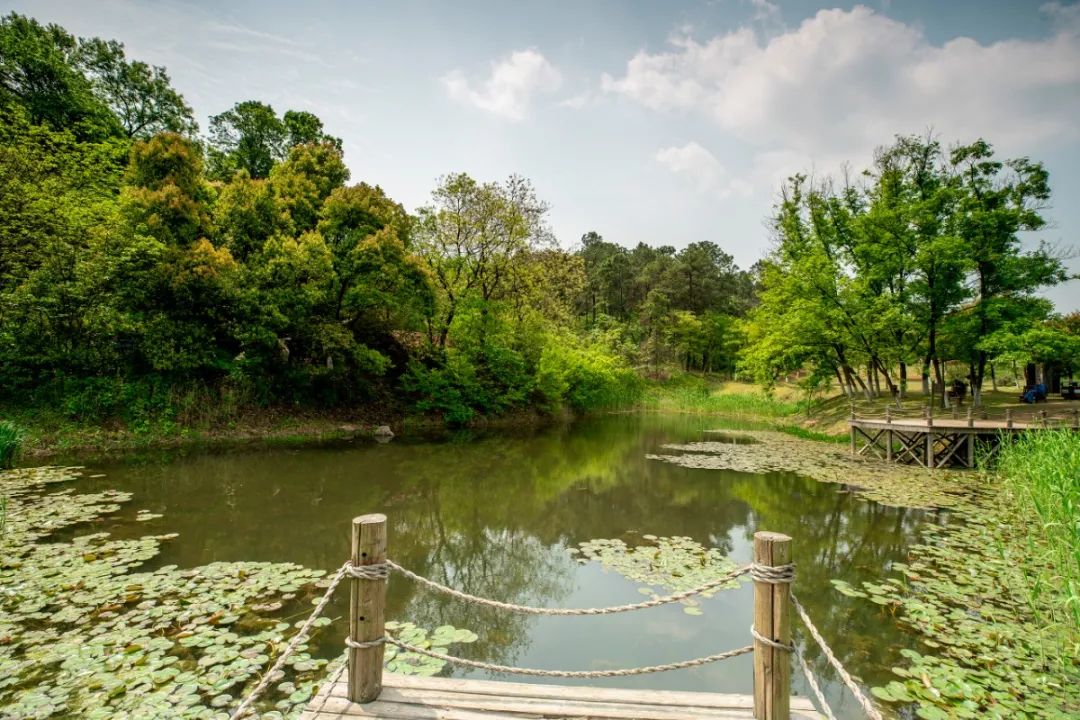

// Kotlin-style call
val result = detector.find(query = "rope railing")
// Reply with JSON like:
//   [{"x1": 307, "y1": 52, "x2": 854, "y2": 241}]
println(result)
[
  {"x1": 350, "y1": 634, "x2": 755, "y2": 678},
  {"x1": 230, "y1": 517, "x2": 886, "y2": 720},
  {"x1": 356, "y1": 559, "x2": 753, "y2": 615},
  {"x1": 791, "y1": 593, "x2": 885, "y2": 720},
  {"x1": 228, "y1": 562, "x2": 351, "y2": 720}
]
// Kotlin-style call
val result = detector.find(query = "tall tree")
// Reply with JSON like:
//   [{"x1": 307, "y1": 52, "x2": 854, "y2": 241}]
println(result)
[
  {"x1": 76, "y1": 37, "x2": 196, "y2": 138},
  {"x1": 0, "y1": 13, "x2": 120, "y2": 140},
  {"x1": 948, "y1": 140, "x2": 1067, "y2": 404},
  {"x1": 206, "y1": 101, "x2": 340, "y2": 179}
]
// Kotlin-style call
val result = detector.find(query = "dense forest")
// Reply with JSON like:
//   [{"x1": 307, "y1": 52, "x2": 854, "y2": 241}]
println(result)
[
  {"x1": 1, "y1": 13, "x2": 1076, "y2": 430},
  {"x1": 0, "y1": 13, "x2": 758, "y2": 427}
]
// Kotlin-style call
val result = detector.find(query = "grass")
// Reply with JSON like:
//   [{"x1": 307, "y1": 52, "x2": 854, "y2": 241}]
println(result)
[
  {"x1": 997, "y1": 430, "x2": 1080, "y2": 632},
  {"x1": 0, "y1": 420, "x2": 24, "y2": 468},
  {"x1": 641, "y1": 375, "x2": 806, "y2": 417},
  {"x1": 774, "y1": 424, "x2": 848, "y2": 443}
]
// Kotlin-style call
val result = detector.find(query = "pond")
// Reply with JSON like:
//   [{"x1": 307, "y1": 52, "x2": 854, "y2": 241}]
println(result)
[{"x1": 45, "y1": 413, "x2": 938, "y2": 719}]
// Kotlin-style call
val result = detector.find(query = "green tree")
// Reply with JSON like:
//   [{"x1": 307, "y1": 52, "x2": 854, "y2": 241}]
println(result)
[
  {"x1": 948, "y1": 140, "x2": 1068, "y2": 404},
  {"x1": 76, "y1": 37, "x2": 196, "y2": 138},
  {"x1": 206, "y1": 101, "x2": 340, "y2": 179},
  {"x1": 0, "y1": 13, "x2": 120, "y2": 140}
]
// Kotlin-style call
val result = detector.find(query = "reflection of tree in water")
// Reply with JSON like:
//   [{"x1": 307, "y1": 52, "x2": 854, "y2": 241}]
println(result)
[
  {"x1": 724, "y1": 469, "x2": 935, "y2": 690},
  {"x1": 82, "y1": 413, "x2": 939, "y2": 695}
]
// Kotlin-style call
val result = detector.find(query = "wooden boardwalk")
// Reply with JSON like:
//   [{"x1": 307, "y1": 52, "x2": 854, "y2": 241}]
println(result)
[
  {"x1": 301, "y1": 672, "x2": 825, "y2": 720},
  {"x1": 848, "y1": 411, "x2": 1076, "y2": 469}
]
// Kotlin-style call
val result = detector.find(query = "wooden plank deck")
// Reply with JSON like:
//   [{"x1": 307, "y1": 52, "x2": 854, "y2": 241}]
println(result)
[
  {"x1": 301, "y1": 672, "x2": 825, "y2": 720},
  {"x1": 851, "y1": 417, "x2": 1037, "y2": 431}
]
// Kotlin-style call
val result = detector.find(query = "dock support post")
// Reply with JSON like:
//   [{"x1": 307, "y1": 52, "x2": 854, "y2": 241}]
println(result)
[
  {"x1": 884, "y1": 407, "x2": 893, "y2": 462},
  {"x1": 349, "y1": 514, "x2": 387, "y2": 703},
  {"x1": 753, "y1": 531, "x2": 792, "y2": 720},
  {"x1": 1005, "y1": 409, "x2": 1013, "y2": 429},
  {"x1": 966, "y1": 407, "x2": 973, "y2": 428},
  {"x1": 925, "y1": 408, "x2": 934, "y2": 468}
]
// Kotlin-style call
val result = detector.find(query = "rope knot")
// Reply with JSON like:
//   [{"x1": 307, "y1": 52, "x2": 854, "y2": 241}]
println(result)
[
  {"x1": 750, "y1": 625, "x2": 793, "y2": 652},
  {"x1": 750, "y1": 562, "x2": 795, "y2": 584},
  {"x1": 345, "y1": 636, "x2": 386, "y2": 650},
  {"x1": 345, "y1": 561, "x2": 389, "y2": 580}
]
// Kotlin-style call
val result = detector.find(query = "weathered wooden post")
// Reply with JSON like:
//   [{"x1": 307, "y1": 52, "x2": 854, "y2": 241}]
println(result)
[
  {"x1": 966, "y1": 407, "x2": 973, "y2": 428},
  {"x1": 884, "y1": 407, "x2": 893, "y2": 462},
  {"x1": 1005, "y1": 409, "x2": 1013, "y2": 429},
  {"x1": 753, "y1": 531, "x2": 792, "y2": 720},
  {"x1": 349, "y1": 514, "x2": 387, "y2": 703},
  {"x1": 924, "y1": 406, "x2": 934, "y2": 468},
  {"x1": 1039, "y1": 409, "x2": 1047, "y2": 426},
  {"x1": 1073, "y1": 409, "x2": 1079, "y2": 429}
]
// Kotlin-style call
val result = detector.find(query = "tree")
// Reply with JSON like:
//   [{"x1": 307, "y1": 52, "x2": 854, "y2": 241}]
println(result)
[
  {"x1": 0, "y1": 13, "x2": 120, "y2": 140},
  {"x1": 415, "y1": 173, "x2": 553, "y2": 349},
  {"x1": 120, "y1": 132, "x2": 210, "y2": 247},
  {"x1": 948, "y1": 140, "x2": 1067, "y2": 404},
  {"x1": 206, "y1": 101, "x2": 341, "y2": 179},
  {"x1": 76, "y1": 37, "x2": 196, "y2": 138}
]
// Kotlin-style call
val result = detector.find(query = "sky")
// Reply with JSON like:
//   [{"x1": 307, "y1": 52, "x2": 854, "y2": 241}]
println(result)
[{"x1": 8, "y1": 0, "x2": 1080, "y2": 309}]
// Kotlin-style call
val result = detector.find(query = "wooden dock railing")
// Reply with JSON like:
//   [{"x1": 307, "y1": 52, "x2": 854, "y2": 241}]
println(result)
[
  {"x1": 228, "y1": 515, "x2": 884, "y2": 720},
  {"x1": 337, "y1": 514, "x2": 880, "y2": 720}
]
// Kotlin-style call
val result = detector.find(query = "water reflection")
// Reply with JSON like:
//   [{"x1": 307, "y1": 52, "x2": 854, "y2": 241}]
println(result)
[{"x1": 73, "y1": 413, "x2": 932, "y2": 719}]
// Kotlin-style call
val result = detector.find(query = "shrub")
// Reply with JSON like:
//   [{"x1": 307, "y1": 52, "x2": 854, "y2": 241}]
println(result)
[{"x1": 0, "y1": 420, "x2": 24, "y2": 468}]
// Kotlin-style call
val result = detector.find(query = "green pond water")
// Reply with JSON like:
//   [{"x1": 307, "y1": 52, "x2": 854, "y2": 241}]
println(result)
[{"x1": 60, "y1": 413, "x2": 935, "y2": 719}]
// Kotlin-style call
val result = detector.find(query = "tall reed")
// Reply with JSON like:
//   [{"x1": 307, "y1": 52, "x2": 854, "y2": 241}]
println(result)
[{"x1": 997, "y1": 430, "x2": 1080, "y2": 631}]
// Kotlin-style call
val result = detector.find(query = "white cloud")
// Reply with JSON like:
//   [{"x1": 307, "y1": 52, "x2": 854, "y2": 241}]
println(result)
[
  {"x1": 559, "y1": 91, "x2": 591, "y2": 109},
  {"x1": 655, "y1": 141, "x2": 752, "y2": 198},
  {"x1": 604, "y1": 4, "x2": 1080, "y2": 164},
  {"x1": 443, "y1": 49, "x2": 562, "y2": 121}
]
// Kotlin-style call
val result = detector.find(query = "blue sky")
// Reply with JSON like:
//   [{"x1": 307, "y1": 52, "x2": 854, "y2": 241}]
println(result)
[{"x1": 9, "y1": 0, "x2": 1080, "y2": 309}]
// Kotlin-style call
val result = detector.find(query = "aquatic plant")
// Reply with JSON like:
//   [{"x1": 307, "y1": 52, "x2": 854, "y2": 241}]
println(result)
[
  {"x1": 832, "y1": 488, "x2": 1080, "y2": 719},
  {"x1": 0, "y1": 466, "x2": 476, "y2": 719},
  {"x1": 0, "y1": 420, "x2": 23, "y2": 468},
  {"x1": 571, "y1": 535, "x2": 743, "y2": 614},
  {"x1": 648, "y1": 429, "x2": 973, "y2": 509},
  {"x1": 996, "y1": 430, "x2": 1080, "y2": 631}
]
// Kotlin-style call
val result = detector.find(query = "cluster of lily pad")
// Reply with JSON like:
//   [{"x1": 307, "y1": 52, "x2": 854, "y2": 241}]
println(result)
[
  {"x1": 833, "y1": 484, "x2": 1079, "y2": 719},
  {"x1": 0, "y1": 466, "x2": 476, "y2": 719},
  {"x1": 570, "y1": 535, "x2": 743, "y2": 615},
  {"x1": 648, "y1": 429, "x2": 975, "y2": 509},
  {"x1": 384, "y1": 621, "x2": 478, "y2": 676}
]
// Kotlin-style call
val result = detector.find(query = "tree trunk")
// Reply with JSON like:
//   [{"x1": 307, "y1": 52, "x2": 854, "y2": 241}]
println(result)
[
  {"x1": 990, "y1": 362, "x2": 998, "y2": 391},
  {"x1": 899, "y1": 361, "x2": 908, "y2": 399},
  {"x1": 933, "y1": 358, "x2": 948, "y2": 409},
  {"x1": 834, "y1": 367, "x2": 850, "y2": 397}
]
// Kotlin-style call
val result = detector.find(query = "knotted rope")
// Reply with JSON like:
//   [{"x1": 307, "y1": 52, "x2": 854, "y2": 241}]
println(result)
[
  {"x1": 791, "y1": 593, "x2": 884, "y2": 720},
  {"x1": 381, "y1": 559, "x2": 752, "y2": 615},
  {"x1": 228, "y1": 562, "x2": 350, "y2": 720},
  {"x1": 750, "y1": 562, "x2": 795, "y2": 585}
]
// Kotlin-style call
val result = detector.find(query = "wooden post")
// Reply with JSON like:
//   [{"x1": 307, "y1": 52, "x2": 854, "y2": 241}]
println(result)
[
  {"x1": 966, "y1": 407, "x2": 973, "y2": 428},
  {"x1": 349, "y1": 514, "x2": 387, "y2": 703},
  {"x1": 753, "y1": 531, "x2": 792, "y2": 720},
  {"x1": 1005, "y1": 409, "x2": 1013, "y2": 429},
  {"x1": 1073, "y1": 409, "x2": 1079, "y2": 429},
  {"x1": 952, "y1": 405, "x2": 959, "y2": 420},
  {"x1": 1040, "y1": 409, "x2": 1047, "y2": 426}
]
